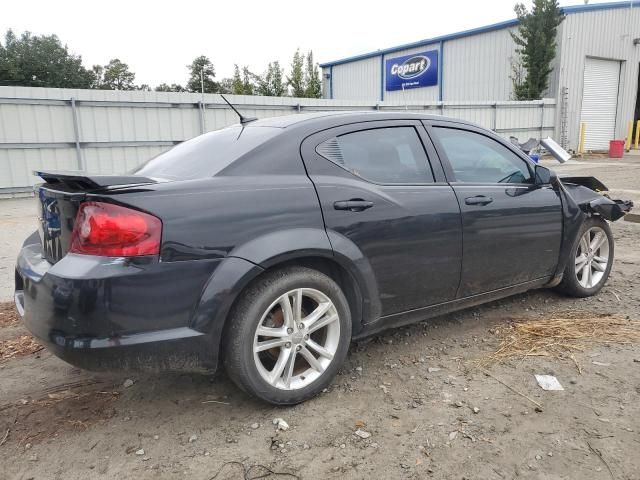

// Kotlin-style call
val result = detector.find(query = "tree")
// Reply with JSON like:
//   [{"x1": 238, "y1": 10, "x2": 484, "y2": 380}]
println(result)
[
  {"x1": 241, "y1": 66, "x2": 255, "y2": 95},
  {"x1": 0, "y1": 29, "x2": 93, "y2": 88},
  {"x1": 89, "y1": 65, "x2": 104, "y2": 89},
  {"x1": 510, "y1": 0, "x2": 564, "y2": 100},
  {"x1": 256, "y1": 61, "x2": 286, "y2": 97},
  {"x1": 155, "y1": 83, "x2": 185, "y2": 92},
  {"x1": 186, "y1": 55, "x2": 218, "y2": 93},
  {"x1": 218, "y1": 77, "x2": 233, "y2": 94},
  {"x1": 287, "y1": 49, "x2": 305, "y2": 97},
  {"x1": 229, "y1": 64, "x2": 256, "y2": 95},
  {"x1": 304, "y1": 50, "x2": 322, "y2": 98},
  {"x1": 100, "y1": 58, "x2": 136, "y2": 90}
]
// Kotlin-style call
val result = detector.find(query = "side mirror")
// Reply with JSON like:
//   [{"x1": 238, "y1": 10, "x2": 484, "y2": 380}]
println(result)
[{"x1": 534, "y1": 164, "x2": 557, "y2": 186}]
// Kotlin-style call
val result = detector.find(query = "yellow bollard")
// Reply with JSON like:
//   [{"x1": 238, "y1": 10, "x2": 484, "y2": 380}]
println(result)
[
  {"x1": 578, "y1": 122, "x2": 586, "y2": 154},
  {"x1": 635, "y1": 120, "x2": 640, "y2": 150},
  {"x1": 625, "y1": 121, "x2": 633, "y2": 151}
]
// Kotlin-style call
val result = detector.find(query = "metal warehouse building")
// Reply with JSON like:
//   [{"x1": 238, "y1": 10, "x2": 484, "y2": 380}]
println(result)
[{"x1": 320, "y1": 1, "x2": 640, "y2": 151}]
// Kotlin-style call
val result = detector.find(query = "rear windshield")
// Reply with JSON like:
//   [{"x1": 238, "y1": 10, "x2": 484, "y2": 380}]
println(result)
[{"x1": 133, "y1": 126, "x2": 280, "y2": 180}]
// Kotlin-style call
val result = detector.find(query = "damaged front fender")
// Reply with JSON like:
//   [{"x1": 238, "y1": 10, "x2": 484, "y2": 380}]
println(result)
[{"x1": 559, "y1": 176, "x2": 633, "y2": 222}]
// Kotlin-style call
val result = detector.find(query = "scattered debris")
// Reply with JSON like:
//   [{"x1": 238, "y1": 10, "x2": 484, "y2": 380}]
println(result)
[
  {"x1": 201, "y1": 399, "x2": 231, "y2": 405},
  {"x1": 354, "y1": 429, "x2": 371, "y2": 439},
  {"x1": 122, "y1": 379, "x2": 134, "y2": 388},
  {"x1": 135, "y1": 449, "x2": 145, "y2": 456},
  {"x1": 472, "y1": 407, "x2": 480, "y2": 414},
  {"x1": 273, "y1": 418, "x2": 289, "y2": 431},
  {"x1": 592, "y1": 361, "x2": 611, "y2": 367},
  {"x1": 535, "y1": 375, "x2": 564, "y2": 391},
  {"x1": 379, "y1": 385, "x2": 389, "y2": 394},
  {"x1": 427, "y1": 367, "x2": 441, "y2": 373},
  {"x1": 587, "y1": 440, "x2": 615, "y2": 478},
  {"x1": 448, "y1": 431, "x2": 458, "y2": 441},
  {"x1": 0, "y1": 428, "x2": 9, "y2": 447},
  {"x1": 482, "y1": 313, "x2": 640, "y2": 370},
  {"x1": 188, "y1": 434, "x2": 198, "y2": 443},
  {"x1": 481, "y1": 369, "x2": 543, "y2": 408},
  {"x1": 0, "y1": 335, "x2": 43, "y2": 361},
  {"x1": 250, "y1": 423, "x2": 260, "y2": 430}
]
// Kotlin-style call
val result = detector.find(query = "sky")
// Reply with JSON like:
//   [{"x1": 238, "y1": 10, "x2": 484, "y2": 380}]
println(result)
[{"x1": 0, "y1": 0, "x2": 607, "y2": 87}]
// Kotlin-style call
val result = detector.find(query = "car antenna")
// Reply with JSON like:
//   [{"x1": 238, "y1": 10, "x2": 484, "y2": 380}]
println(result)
[{"x1": 219, "y1": 94, "x2": 257, "y2": 125}]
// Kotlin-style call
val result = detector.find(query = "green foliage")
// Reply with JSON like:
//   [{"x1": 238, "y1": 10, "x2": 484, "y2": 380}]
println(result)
[
  {"x1": 288, "y1": 49, "x2": 305, "y2": 97},
  {"x1": 155, "y1": 83, "x2": 186, "y2": 92},
  {"x1": 0, "y1": 29, "x2": 93, "y2": 88},
  {"x1": 255, "y1": 61, "x2": 286, "y2": 97},
  {"x1": 0, "y1": 29, "x2": 324, "y2": 98},
  {"x1": 229, "y1": 64, "x2": 255, "y2": 95},
  {"x1": 304, "y1": 50, "x2": 322, "y2": 99},
  {"x1": 100, "y1": 58, "x2": 136, "y2": 90},
  {"x1": 510, "y1": 0, "x2": 564, "y2": 100},
  {"x1": 186, "y1": 55, "x2": 218, "y2": 93}
]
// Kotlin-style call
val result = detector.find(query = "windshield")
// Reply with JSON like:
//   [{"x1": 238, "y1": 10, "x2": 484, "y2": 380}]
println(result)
[{"x1": 133, "y1": 126, "x2": 280, "y2": 180}]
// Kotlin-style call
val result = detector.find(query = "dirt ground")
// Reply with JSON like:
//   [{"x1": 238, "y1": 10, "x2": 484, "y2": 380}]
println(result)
[{"x1": 1, "y1": 156, "x2": 639, "y2": 480}]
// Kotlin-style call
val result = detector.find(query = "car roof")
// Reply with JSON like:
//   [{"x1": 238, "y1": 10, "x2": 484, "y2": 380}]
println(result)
[{"x1": 244, "y1": 111, "x2": 476, "y2": 129}]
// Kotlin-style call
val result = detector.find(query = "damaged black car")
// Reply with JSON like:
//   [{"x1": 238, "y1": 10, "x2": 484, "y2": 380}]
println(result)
[{"x1": 14, "y1": 111, "x2": 633, "y2": 405}]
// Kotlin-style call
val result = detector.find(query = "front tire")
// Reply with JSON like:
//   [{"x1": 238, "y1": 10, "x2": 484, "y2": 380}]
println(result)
[
  {"x1": 556, "y1": 216, "x2": 614, "y2": 297},
  {"x1": 224, "y1": 266, "x2": 351, "y2": 405}
]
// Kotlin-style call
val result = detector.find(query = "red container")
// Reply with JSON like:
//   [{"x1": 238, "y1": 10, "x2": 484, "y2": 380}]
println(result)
[{"x1": 609, "y1": 139, "x2": 625, "y2": 158}]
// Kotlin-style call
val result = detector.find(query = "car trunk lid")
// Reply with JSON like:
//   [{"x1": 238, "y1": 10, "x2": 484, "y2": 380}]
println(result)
[{"x1": 35, "y1": 170, "x2": 157, "y2": 264}]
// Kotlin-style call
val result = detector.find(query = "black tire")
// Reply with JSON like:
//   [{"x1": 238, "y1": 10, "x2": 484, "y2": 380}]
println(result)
[
  {"x1": 223, "y1": 266, "x2": 351, "y2": 405},
  {"x1": 555, "y1": 216, "x2": 614, "y2": 297}
]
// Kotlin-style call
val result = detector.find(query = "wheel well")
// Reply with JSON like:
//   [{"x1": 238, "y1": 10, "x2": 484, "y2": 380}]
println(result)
[
  {"x1": 217, "y1": 255, "x2": 365, "y2": 368},
  {"x1": 273, "y1": 256, "x2": 363, "y2": 331},
  {"x1": 230, "y1": 256, "x2": 364, "y2": 332}
]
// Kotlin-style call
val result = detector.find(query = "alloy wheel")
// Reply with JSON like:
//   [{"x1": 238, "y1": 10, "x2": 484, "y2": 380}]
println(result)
[
  {"x1": 575, "y1": 226, "x2": 610, "y2": 289},
  {"x1": 253, "y1": 288, "x2": 340, "y2": 390}
]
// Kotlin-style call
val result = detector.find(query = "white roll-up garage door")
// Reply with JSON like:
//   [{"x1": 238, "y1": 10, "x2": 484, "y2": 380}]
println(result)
[{"x1": 580, "y1": 58, "x2": 621, "y2": 151}]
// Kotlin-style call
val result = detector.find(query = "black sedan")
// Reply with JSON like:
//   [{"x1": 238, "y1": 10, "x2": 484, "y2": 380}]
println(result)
[{"x1": 15, "y1": 111, "x2": 632, "y2": 405}]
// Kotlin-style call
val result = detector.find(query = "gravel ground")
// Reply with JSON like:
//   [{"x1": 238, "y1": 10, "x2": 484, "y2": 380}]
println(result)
[{"x1": 1, "y1": 155, "x2": 639, "y2": 479}]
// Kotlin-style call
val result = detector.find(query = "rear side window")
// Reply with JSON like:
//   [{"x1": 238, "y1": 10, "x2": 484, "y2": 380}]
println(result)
[
  {"x1": 431, "y1": 127, "x2": 532, "y2": 184},
  {"x1": 316, "y1": 127, "x2": 434, "y2": 184},
  {"x1": 134, "y1": 126, "x2": 280, "y2": 180}
]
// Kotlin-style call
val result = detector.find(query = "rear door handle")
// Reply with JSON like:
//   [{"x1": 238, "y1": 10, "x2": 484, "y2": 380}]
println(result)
[
  {"x1": 334, "y1": 199, "x2": 374, "y2": 212},
  {"x1": 465, "y1": 195, "x2": 493, "y2": 206}
]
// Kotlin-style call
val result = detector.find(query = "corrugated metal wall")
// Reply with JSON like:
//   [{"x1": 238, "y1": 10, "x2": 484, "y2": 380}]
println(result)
[
  {"x1": 322, "y1": 5, "x2": 640, "y2": 151},
  {"x1": 556, "y1": 6, "x2": 640, "y2": 151},
  {"x1": 323, "y1": 30, "x2": 519, "y2": 103},
  {"x1": 0, "y1": 86, "x2": 555, "y2": 193},
  {"x1": 330, "y1": 57, "x2": 381, "y2": 101},
  {"x1": 443, "y1": 28, "x2": 517, "y2": 101}
]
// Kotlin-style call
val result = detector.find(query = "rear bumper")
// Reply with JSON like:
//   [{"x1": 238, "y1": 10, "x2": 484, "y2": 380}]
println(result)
[{"x1": 15, "y1": 234, "x2": 224, "y2": 372}]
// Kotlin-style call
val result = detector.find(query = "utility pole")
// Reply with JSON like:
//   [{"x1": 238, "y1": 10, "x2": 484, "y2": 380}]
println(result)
[{"x1": 200, "y1": 69, "x2": 206, "y2": 132}]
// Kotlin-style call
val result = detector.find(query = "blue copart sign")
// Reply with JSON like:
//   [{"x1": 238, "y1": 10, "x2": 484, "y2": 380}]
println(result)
[{"x1": 385, "y1": 50, "x2": 438, "y2": 91}]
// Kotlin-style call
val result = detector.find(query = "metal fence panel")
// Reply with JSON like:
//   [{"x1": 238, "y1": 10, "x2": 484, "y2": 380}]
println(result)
[{"x1": 0, "y1": 86, "x2": 556, "y2": 193}]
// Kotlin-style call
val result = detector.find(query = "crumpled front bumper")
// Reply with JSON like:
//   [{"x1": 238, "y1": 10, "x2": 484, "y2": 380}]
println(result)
[{"x1": 560, "y1": 178, "x2": 633, "y2": 222}]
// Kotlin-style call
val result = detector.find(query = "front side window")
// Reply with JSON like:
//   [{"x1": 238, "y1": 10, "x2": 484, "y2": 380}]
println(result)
[
  {"x1": 431, "y1": 127, "x2": 533, "y2": 184},
  {"x1": 316, "y1": 127, "x2": 433, "y2": 184}
]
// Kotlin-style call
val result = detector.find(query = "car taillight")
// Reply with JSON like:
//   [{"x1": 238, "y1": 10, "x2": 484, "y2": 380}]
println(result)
[{"x1": 69, "y1": 201, "x2": 162, "y2": 256}]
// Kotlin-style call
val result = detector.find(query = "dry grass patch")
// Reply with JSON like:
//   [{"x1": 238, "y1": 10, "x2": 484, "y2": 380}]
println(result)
[
  {"x1": 0, "y1": 302, "x2": 19, "y2": 328},
  {"x1": 0, "y1": 335, "x2": 42, "y2": 361},
  {"x1": 483, "y1": 312, "x2": 640, "y2": 370}
]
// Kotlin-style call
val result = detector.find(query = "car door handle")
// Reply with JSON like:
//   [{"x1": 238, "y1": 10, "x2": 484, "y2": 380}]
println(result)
[
  {"x1": 334, "y1": 199, "x2": 374, "y2": 212},
  {"x1": 465, "y1": 195, "x2": 493, "y2": 206}
]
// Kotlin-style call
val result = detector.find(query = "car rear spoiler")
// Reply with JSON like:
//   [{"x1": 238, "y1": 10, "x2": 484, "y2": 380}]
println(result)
[{"x1": 34, "y1": 170, "x2": 157, "y2": 190}]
